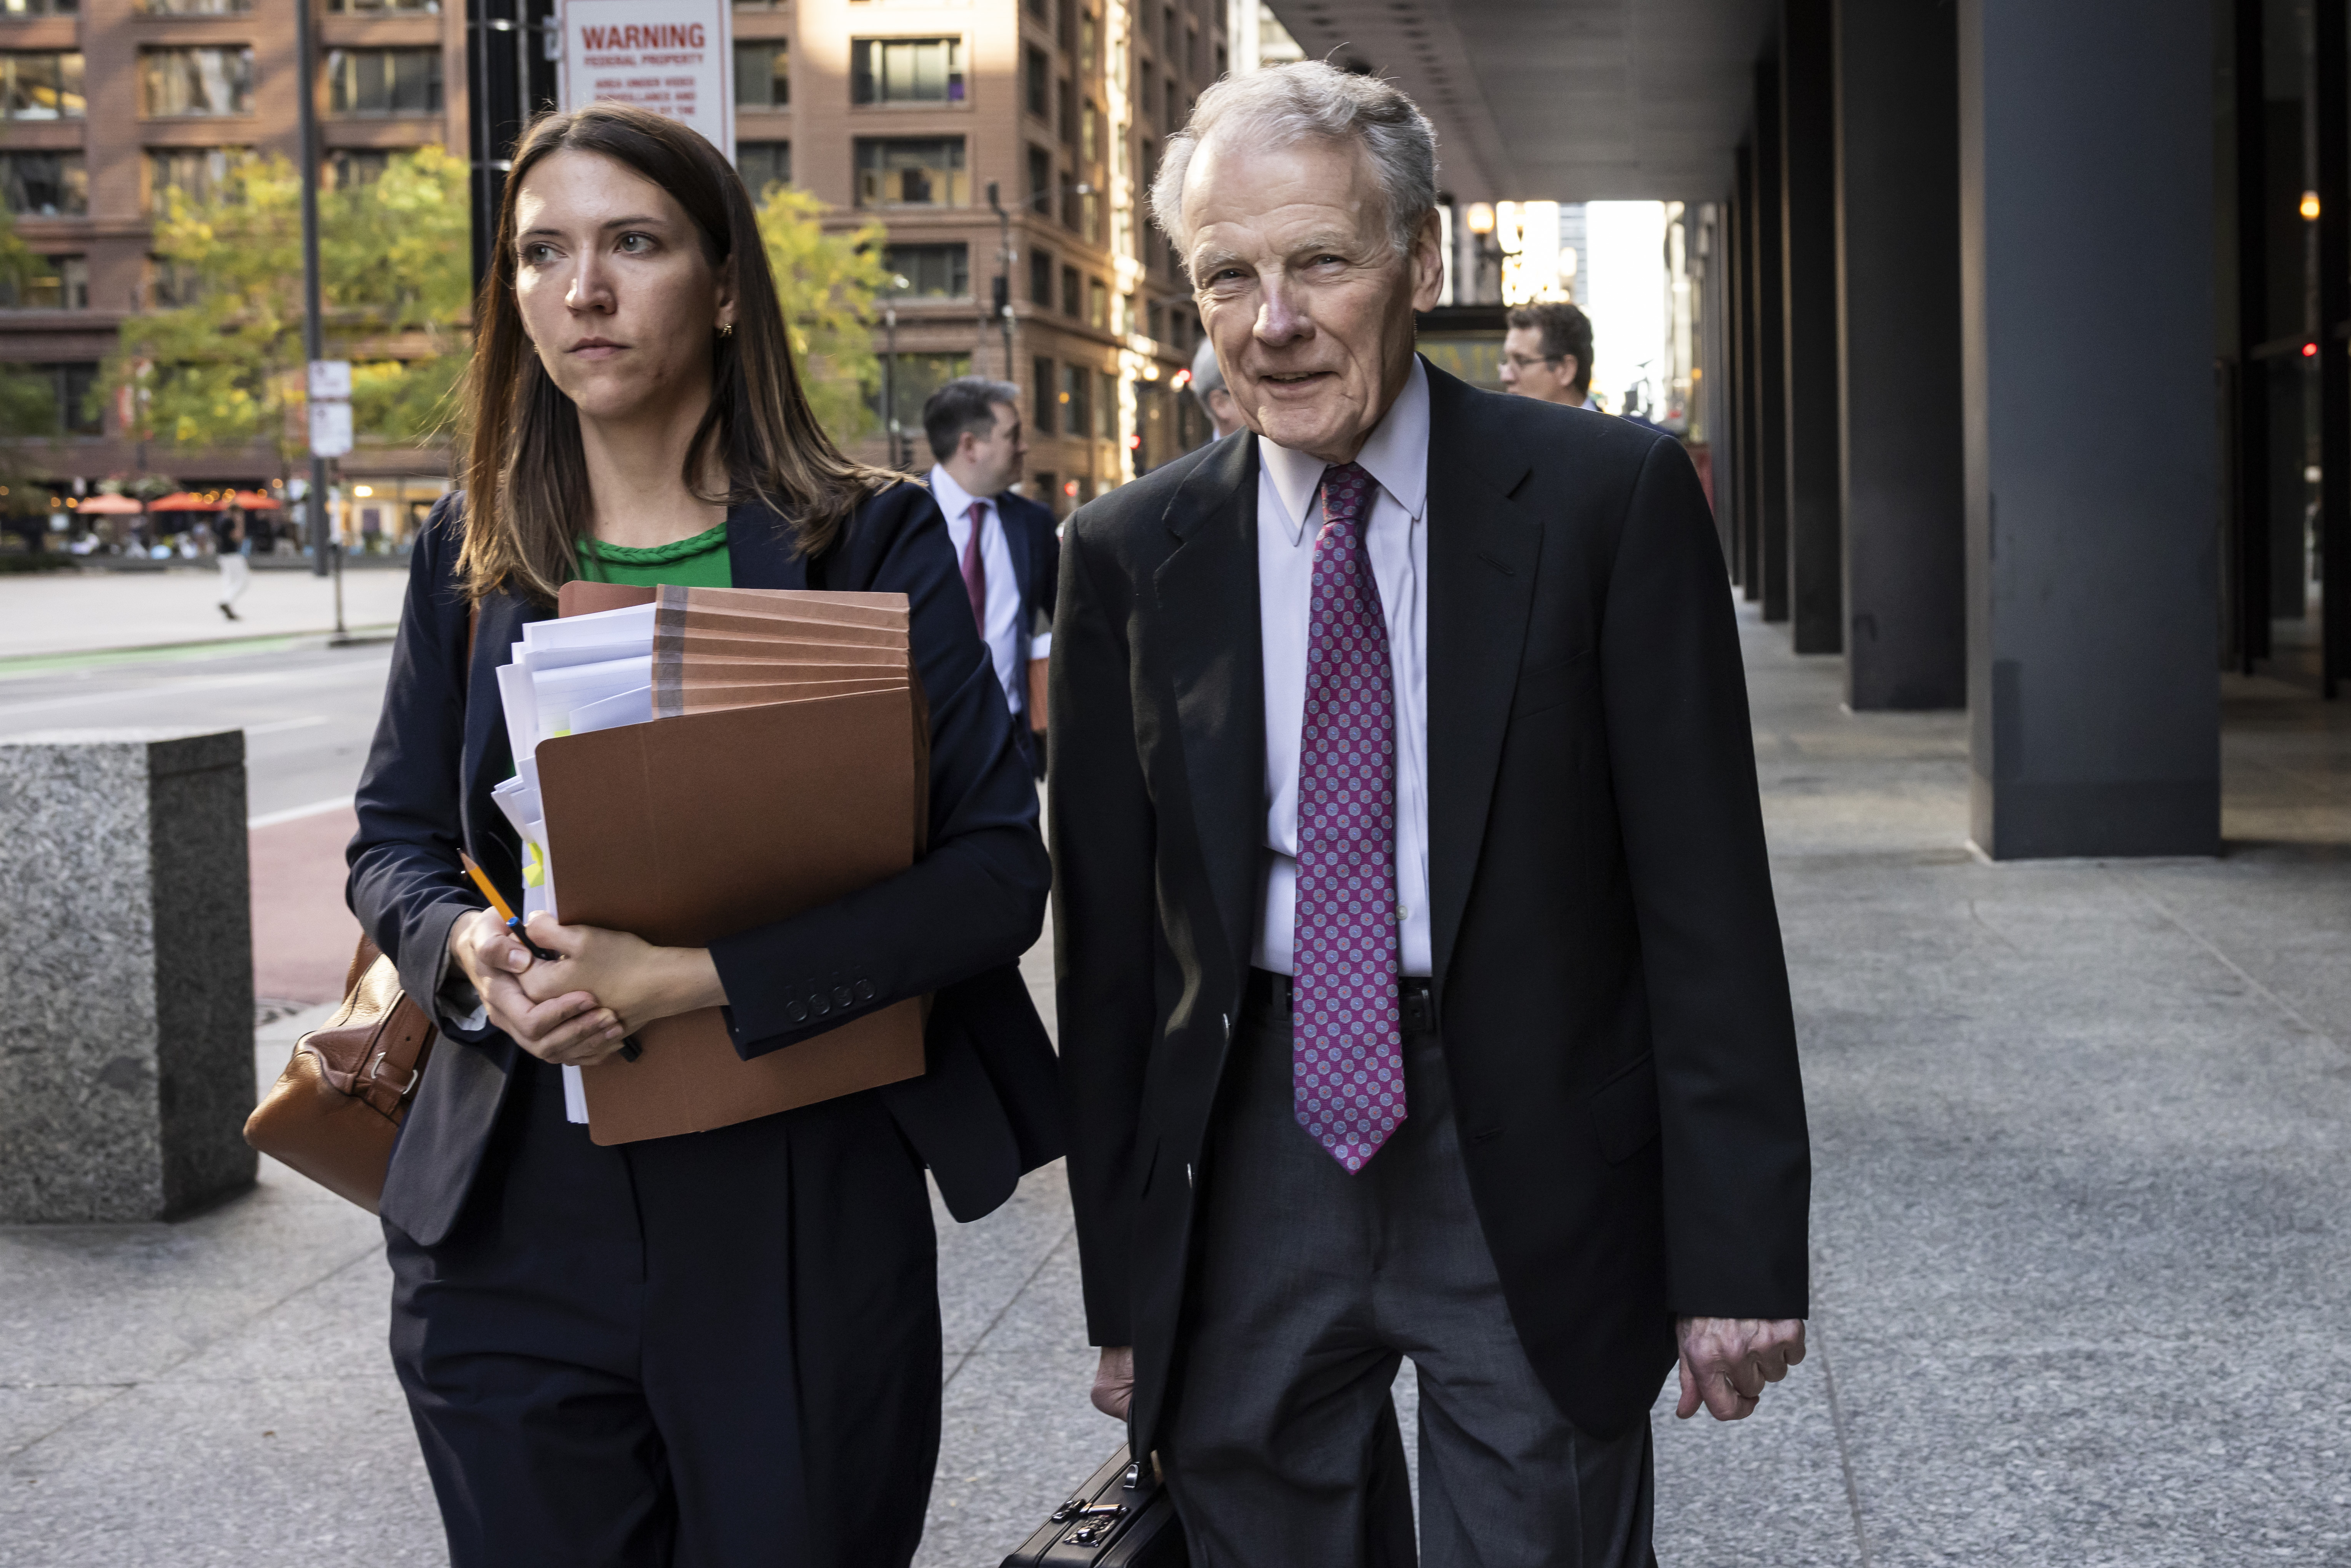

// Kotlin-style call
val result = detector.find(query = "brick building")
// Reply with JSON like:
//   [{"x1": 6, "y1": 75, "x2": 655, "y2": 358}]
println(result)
[{"x1": 0, "y1": 0, "x2": 1225, "y2": 535}]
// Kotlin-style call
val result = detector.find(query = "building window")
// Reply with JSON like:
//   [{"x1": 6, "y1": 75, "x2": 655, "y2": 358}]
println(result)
[
  {"x1": 1164, "y1": 5, "x2": 1179, "y2": 56},
  {"x1": 145, "y1": 147, "x2": 238, "y2": 214},
  {"x1": 1139, "y1": 60, "x2": 1154, "y2": 123},
  {"x1": 884, "y1": 242, "x2": 968, "y2": 298},
  {"x1": 141, "y1": 48, "x2": 254, "y2": 117},
  {"x1": 1080, "y1": 189, "x2": 1101, "y2": 245},
  {"x1": 326, "y1": 148, "x2": 391, "y2": 189},
  {"x1": 738, "y1": 141, "x2": 790, "y2": 192},
  {"x1": 852, "y1": 37, "x2": 963, "y2": 104},
  {"x1": 1026, "y1": 144, "x2": 1051, "y2": 216},
  {"x1": 870, "y1": 351, "x2": 970, "y2": 435},
  {"x1": 1080, "y1": 98, "x2": 1097, "y2": 163},
  {"x1": 146, "y1": 255, "x2": 204, "y2": 307},
  {"x1": 140, "y1": 0, "x2": 250, "y2": 12},
  {"x1": 327, "y1": 49, "x2": 442, "y2": 116},
  {"x1": 736, "y1": 42, "x2": 789, "y2": 110},
  {"x1": 1060, "y1": 264, "x2": 1079, "y2": 319},
  {"x1": 37, "y1": 362, "x2": 101, "y2": 435},
  {"x1": 1059, "y1": 77, "x2": 1075, "y2": 145},
  {"x1": 0, "y1": 253, "x2": 85, "y2": 309},
  {"x1": 1096, "y1": 368, "x2": 1117, "y2": 437},
  {"x1": 0, "y1": 152, "x2": 85, "y2": 216},
  {"x1": 1029, "y1": 246, "x2": 1052, "y2": 307},
  {"x1": 1166, "y1": 79, "x2": 1178, "y2": 130},
  {"x1": 1088, "y1": 277, "x2": 1109, "y2": 332},
  {"x1": 1187, "y1": 26, "x2": 1199, "y2": 79},
  {"x1": 1032, "y1": 356, "x2": 1055, "y2": 434},
  {"x1": 2, "y1": 53, "x2": 83, "y2": 119},
  {"x1": 1023, "y1": 0, "x2": 1046, "y2": 19},
  {"x1": 1080, "y1": 9, "x2": 1097, "y2": 69},
  {"x1": 1061, "y1": 362, "x2": 1090, "y2": 438},
  {"x1": 1025, "y1": 45, "x2": 1049, "y2": 120},
  {"x1": 854, "y1": 137, "x2": 965, "y2": 206},
  {"x1": 0, "y1": 0, "x2": 77, "y2": 14},
  {"x1": 326, "y1": 0, "x2": 438, "y2": 11}
]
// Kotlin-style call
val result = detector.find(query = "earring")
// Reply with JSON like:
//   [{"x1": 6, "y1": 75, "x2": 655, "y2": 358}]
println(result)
[{"x1": 718, "y1": 321, "x2": 734, "y2": 338}]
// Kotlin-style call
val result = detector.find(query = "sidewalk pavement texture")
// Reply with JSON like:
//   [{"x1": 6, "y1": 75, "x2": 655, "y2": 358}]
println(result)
[
  {"x1": 0, "y1": 567, "x2": 409, "y2": 662},
  {"x1": 5, "y1": 602, "x2": 2348, "y2": 1566}
]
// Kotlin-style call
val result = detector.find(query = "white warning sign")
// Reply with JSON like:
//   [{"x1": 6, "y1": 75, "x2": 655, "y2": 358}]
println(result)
[{"x1": 560, "y1": 0, "x2": 733, "y2": 160}]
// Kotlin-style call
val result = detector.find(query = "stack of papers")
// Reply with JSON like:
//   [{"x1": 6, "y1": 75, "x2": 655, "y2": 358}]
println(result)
[{"x1": 490, "y1": 582, "x2": 930, "y2": 1143}]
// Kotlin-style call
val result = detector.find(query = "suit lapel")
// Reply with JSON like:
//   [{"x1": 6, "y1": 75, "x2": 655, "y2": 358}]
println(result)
[
  {"x1": 1151, "y1": 435, "x2": 1265, "y2": 985},
  {"x1": 1423, "y1": 367, "x2": 1541, "y2": 991}
]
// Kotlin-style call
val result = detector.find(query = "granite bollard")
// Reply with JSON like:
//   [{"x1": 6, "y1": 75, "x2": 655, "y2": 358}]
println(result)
[{"x1": 0, "y1": 728, "x2": 256, "y2": 1222}]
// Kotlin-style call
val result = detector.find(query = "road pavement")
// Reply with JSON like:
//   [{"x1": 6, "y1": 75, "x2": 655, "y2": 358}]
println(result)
[{"x1": 0, "y1": 564, "x2": 410, "y2": 662}]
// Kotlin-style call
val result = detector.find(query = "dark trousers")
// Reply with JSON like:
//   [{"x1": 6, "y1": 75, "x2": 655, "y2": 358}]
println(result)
[
  {"x1": 385, "y1": 1055, "x2": 942, "y2": 1568},
  {"x1": 1163, "y1": 972, "x2": 1656, "y2": 1568}
]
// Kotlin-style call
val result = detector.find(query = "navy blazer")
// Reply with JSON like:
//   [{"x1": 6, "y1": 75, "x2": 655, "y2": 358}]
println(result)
[
  {"x1": 350, "y1": 483, "x2": 1064, "y2": 1248},
  {"x1": 923, "y1": 477, "x2": 1060, "y2": 735}
]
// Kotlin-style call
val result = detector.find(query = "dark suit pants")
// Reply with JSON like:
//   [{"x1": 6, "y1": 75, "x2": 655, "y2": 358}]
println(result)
[
  {"x1": 1163, "y1": 973, "x2": 1655, "y2": 1568},
  {"x1": 385, "y1": 1055, "x2": 942, "y2": 1568}
]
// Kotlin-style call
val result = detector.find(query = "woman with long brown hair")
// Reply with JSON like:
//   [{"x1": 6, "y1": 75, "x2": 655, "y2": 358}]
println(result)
[{"x1": 346, "y1": 103, "x2": 1061, "y2": 1566}]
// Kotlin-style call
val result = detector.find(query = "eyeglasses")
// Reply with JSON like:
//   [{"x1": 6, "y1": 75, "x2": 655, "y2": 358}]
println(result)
[{"x1": 1503, "y1": 354, "x2": 1563, "y2": 371}]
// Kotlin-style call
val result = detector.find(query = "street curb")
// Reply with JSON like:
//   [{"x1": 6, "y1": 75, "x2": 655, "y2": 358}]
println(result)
[{"x1": 0, "y1": 627, "x2": 399, "y2": 677}]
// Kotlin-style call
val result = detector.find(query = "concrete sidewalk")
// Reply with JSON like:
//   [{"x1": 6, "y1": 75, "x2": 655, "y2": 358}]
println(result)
[
  {"x1": 0, "y1": 567, "x2": 409, "y2": 663},
  {"x1": 3, "y1": 604, "x2": 2346, "y2": 1566}
]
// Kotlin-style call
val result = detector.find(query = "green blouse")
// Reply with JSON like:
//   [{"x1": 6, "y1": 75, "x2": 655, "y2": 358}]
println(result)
[{"x1": 574, "y1": 521, "x2": 732, "y2": 588}]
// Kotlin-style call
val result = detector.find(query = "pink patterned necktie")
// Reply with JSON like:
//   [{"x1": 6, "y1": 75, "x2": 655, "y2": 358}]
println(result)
[
  {"x1": 960, "y1": 500, "x2": 988, "y2": 630},
  {"x1": 1292, "y1": 461, "x2": 1404, "y2": 1173}
]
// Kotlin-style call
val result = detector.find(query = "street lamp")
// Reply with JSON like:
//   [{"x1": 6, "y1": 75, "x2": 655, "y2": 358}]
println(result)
[{"x1": 986, "y1": 181, "x2": 1015, "y2": 380}]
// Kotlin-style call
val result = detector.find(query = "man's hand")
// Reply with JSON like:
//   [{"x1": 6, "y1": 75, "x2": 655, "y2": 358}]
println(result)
[
  {"x1": 446, "y1": 906, "x2": 623, "y2": 1066},
  {"x1": 1091, "y1": 1346, "x2": 1135, "y2": 1421},
  {"x1": 513, "y1": 911, "x2": 724, "y2": 1037},
  {"x1": 1675, "y1": 1316, "x2": 1805, "y2": 1421}
]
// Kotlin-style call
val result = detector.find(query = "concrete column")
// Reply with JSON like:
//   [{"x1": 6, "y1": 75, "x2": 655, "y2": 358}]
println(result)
[
  {"x1": 1835, "y1": 0, "x2": 1966, "y2": 709},
  {"x1": 1734, "y1": 147, "x2": 1763, "y2": 599},
  {"x1": 1959, "y1": 0, "x2": 2219, "y2": 857},
  {"x1": 0, "y1": 729, "x2": 256, "y2": 1221},
  {"x1": 1782, "y1": 0, "x2": 1843, "y2": 654},
  {"x1": 1753, "y1": 56, "x2": 1791, "y2": 622}
]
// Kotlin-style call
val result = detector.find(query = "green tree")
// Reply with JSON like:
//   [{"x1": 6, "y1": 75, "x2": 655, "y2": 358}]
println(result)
[
  {"x1": 755, "y1": 185, "x2": 887, "y2": 447},
  {"x1": 105, "y1": 147, "x2": 470, "y2": 463},
  {"x1": 0, "y1": 206, "x2": 64, "y2": 513}
]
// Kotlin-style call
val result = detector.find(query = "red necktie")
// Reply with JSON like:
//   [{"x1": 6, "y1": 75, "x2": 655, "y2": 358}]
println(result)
[{"x1": 961, "y1": 500, "x2": 988, "y2": 631}]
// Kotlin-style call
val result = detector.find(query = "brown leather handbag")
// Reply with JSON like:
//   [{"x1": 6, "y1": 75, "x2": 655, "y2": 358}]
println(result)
[{"x1": 243, "y1": 935, "x2": 437, "y2": 1213}]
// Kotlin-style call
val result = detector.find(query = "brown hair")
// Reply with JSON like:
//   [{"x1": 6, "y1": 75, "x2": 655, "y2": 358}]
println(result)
[
  {"x1": 1505, "y1": 301, "x2": 1594, "y2": 395},
  {"x1": 457, "y1": 102, "x2": 892, "y2": 603}
]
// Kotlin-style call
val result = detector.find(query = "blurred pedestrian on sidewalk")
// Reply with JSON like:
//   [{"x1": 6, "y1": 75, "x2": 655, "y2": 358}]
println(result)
[
  {"x1": 347, "y1": 103, "x2": 1059, "y2": 1568},
  {"x1": 1190, "y1": 337, "x2": 1246, "y2": 438},
  {"x1": 215, "y1": 509, "x2": 250, "y2": 621},
  {"x1": 1500, "y1": 300, "x2": 1597, "y2": 410},
  {"x1": 920, "y1": 376, "x2": 1056, "y2": 776}
]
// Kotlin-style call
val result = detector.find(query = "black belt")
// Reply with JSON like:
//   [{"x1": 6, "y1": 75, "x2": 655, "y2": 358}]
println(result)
[{"x1": 1246, "y1": 968, "x2": 1436, "y2": 1034}]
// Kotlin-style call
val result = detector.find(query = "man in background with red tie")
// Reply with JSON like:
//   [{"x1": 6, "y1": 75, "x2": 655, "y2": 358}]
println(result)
[
  {"x1": 1048, "y1": 61, "x2": 1811, "y2": 1567},
  {"x1": 921, "y1": 378, "x2": 1059, "y2": 776}
]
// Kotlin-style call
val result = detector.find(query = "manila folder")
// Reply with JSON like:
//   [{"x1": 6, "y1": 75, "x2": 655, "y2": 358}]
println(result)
[{"x1": 538, "y1": 688, "x2": 927, "y2": 1144}]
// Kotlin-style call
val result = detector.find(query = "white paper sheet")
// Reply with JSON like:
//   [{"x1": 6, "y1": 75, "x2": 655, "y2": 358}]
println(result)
[
  {"x1": 569, "y1": 683, "x2": 653, "y2": 734},
  {"x1": 531, "y1": 654, "x2": 652, "y2": 743}
]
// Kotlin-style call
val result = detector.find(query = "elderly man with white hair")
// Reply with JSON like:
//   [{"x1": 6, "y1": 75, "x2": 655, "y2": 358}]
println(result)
[{"x1": 1048, "y1": 61, "x2": 1810, "y2": 1567}]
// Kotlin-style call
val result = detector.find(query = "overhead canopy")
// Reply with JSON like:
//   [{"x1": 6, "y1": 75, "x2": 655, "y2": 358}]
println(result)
[
  {"x1": 73, "y1": 494, "x2": 143, "y2": 515},
  {"x1": 1264, "y1": 0, "x2": 1773, "y2": 203}
]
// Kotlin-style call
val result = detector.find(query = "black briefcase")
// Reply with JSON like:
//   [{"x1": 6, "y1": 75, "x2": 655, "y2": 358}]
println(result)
[{"x1": 999, "y1": 1441, "x2": 1189, "y2": 1567}]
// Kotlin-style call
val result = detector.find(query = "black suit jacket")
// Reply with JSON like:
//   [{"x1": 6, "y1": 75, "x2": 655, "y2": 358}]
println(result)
[
  {"x1": 1048, "y1": 362, "x2": 1809, "y2": 1447},
  {"x1": 351, "y1": 484, "x2": 1064, "y2": 1248}
]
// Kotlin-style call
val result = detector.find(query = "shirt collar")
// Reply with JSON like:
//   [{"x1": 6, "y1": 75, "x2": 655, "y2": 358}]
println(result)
[
  {"x1": 927, "y1": 464, "x2": 990, "y2": 528},
  {"x1": 1255, "y1": 356, "x2": 1431, "y2": 545}
]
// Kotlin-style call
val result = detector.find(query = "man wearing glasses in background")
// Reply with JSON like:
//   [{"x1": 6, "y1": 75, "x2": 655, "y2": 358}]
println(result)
[{"x1": 1499, "y1": 300, "x2": 1597, "y2": 411}]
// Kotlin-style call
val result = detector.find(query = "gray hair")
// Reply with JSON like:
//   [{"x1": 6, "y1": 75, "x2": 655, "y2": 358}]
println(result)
[
  {"x1": 1189, "y1": 338, "x2": 1226, "y2": 407},
  {"x1": 1149, "y1": 60, "x2": 1439, "y2": 267}
]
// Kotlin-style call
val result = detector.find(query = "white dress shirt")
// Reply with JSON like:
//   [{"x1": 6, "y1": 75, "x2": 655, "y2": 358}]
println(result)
[
  {"x1": 1252, "y1": 358, "x2": 1433, "y2": 978},
  {"x1": 929, "y1": 464, "x2": 1026, "y2": 714}
]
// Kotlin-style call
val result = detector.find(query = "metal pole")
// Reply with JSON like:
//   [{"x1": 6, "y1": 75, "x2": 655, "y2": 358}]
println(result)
[
  {"x1": 295, "y1": 0, "x2": 330, "y2": 577},
  {"x1": 988, "y1": 182, "x2": 1014, "y2": 381},
  {"x1": 884, "y1": 290, "x2": 899, "y2": 469}
]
